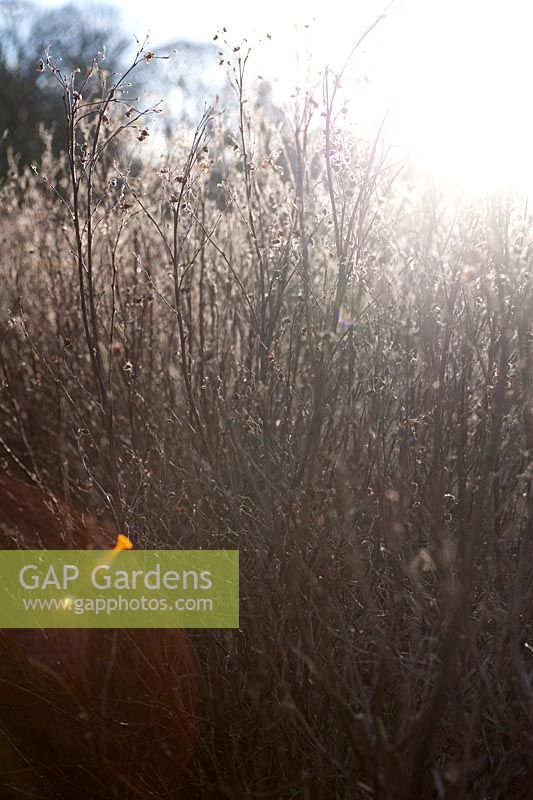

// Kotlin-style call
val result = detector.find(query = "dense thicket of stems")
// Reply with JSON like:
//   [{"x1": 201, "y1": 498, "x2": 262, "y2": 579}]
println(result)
[{"x1": 1, "y1": 41, "x2": 532, "y2": 799}]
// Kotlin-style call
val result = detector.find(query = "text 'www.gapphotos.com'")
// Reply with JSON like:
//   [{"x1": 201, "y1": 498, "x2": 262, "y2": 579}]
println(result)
[{"x1": 22, "y1": 595, "x2": 215, "y2": 615}]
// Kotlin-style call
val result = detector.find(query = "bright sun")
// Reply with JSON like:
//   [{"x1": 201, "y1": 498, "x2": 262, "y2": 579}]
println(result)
[
  {"x1": 261, "y1": 0, "x2": 533, "y2": 194},
  {"x1": 374, "y1": 0, "x2": 533, "y2": 193}
]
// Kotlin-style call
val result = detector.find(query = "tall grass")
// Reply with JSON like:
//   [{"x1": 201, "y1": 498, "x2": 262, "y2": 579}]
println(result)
[{"x1": 0, "y1": 37, "x2": 532, "y2": 799}]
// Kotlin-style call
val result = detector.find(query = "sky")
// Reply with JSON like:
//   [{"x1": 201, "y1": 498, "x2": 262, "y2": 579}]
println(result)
[{"x1": 40, "y1": 0, "x2": 533, "y2": 195}]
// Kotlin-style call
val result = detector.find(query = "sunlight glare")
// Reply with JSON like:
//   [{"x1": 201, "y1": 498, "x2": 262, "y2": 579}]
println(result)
[{"x1": 377, "y1": 0, "x2": 533, "y2": 193}]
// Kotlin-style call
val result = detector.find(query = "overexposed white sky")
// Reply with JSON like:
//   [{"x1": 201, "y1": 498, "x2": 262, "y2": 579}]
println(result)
[{"x1": 41, "y1": 0, "x2": 533, "y2": 194}]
